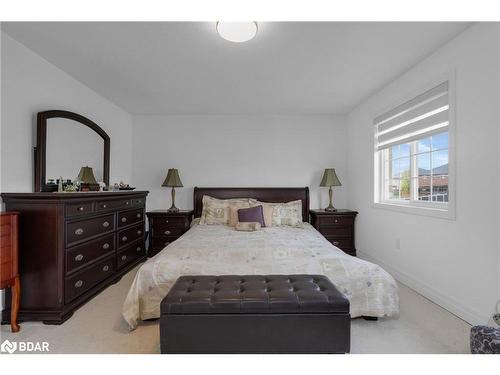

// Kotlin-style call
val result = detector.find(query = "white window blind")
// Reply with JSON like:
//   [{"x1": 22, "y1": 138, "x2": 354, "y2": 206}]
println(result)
[{"x1": 375, "y1": 82, "x2": 449, "y2": 151}]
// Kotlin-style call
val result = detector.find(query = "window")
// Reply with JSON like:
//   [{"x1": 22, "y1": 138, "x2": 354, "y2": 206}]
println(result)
[{"x1": 374, "y1": 81, "x2": 453, "y2": 217}]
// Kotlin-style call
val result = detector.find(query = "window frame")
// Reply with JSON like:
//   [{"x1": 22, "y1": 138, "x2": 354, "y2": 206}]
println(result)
[{"x1": 372, "y1": 73, "x2": 456, "y2": 220}]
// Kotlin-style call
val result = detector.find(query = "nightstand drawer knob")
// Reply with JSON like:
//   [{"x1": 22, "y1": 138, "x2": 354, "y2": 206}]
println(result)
[
  {"x1": 121, "y1": 217, "x2": 127, "y2": 223},
  {"x1": 122, "y1": 236, "x2": 128, "y2": 242},
  {"x1": 75, "y1": 280, "x2": 83, "y2": 288},
  {"x1": 164, "y1": 230, "x2": 171, "y2": 235},
  {"x1": 102, "y1": 265, "x2": 109, "y2": 272},
  {"x1": 137, "y1": 230, "x2": 142, "y2": 235},
  {"x1": 78, "y1": 206, "x2": 84, "y2": 211},
  {"x1": 136, "y1": 246, "x2": 142, "y2": 252},
  {"x1": 125, "y1": 201, "x2": 130, "y2": 205},
  {"x1": 136, "y1": 213, "x2": 142, "y2": 218},
  {"x1": 121, "y1": 255, "x2": 127, "y2": 261},
  {"x1": 333, "y1": 241, "x2": 339, "y2": 246},
  {"x1": 165, "y1": 220, "x2": 169, "y2": 223},
  {"x1": 334, "y1": 219, "x2": 338, "y2": 223},
  {"x1": 102, "y1": 204, "x2": 107, "y2": 208}
]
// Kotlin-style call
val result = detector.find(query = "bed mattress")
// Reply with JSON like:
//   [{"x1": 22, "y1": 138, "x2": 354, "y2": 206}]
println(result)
[{"x1": 122, "y1": 222, "x2": 399, "y2": 329}]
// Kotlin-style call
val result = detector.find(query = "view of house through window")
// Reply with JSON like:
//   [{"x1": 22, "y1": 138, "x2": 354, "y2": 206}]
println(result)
[{"x1": 383, "y1": 131, "x2": 449, "y2": 203}]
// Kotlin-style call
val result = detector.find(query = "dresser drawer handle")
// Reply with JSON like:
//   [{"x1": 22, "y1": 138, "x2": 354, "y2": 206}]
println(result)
[
  {"x1": 74, "y1": 280, "x2": 83, "y2": 288},
  {"x1": 75, "y1": 254, "x2": 84, "y2": 262},
  {"x1": 102, "y1": 221, "x2": 110, "y2": 228},
  {"x1": 75, "y1": 228, "x2": 84, "y2": 236},
  {"x1": 122, "y1": 236, "x2": 128, "y2": 242},
  {"x1": 125, "y1": 201, "x2": 130, "y2": 205},
  {"x1": 333, "y1": 241, "x2": 340, "y2": 246},
  {"x1": 78, "y1": 206, "x2": 84, "y2": 211},
  {"x1": 102, "y1": 243, "x2": 110, "y2": 250},
  {"x1": 136, "y1": 246, "x2": 142, "y2": 252},
  {"x1": 101, "y1": 204, "x2": 107, "y2": 209},
  {"x1": 137, "y1": 230, "x2": 142, "y2": 235},
  {"x1": 121, "y1": 217, "x2": 127, "y2": 223},
  {"x1": 136, "y1": 213, "x2": 142, "y2": 219},
  {"x1": 334, "y1": 219, "x2": 339, "y2": 223},
  {"x1": 121, "y1": 255, "x2": 127, "y2": 261},
  {"x1": 165, "y1": 220, "x2": 169, "y2": 223},
  {"x1": 102, "y1": 265, "x2": 109, "y2": 272},
  {"x1": 164, "y1": 230, "x2": 171, "y2": 235}
]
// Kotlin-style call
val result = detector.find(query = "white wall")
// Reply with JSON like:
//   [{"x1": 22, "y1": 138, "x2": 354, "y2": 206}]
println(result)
[
  {"x1": 1, "y1": 33, "x2": 134, "y2": 193},
  {"x1": 347, "y1": 23, "x2": 500, "y2": 325},
  {"x1": 132, "y1": 115, "x2": 347, "y2": 212},
  {"x1": 0, "y1": 33, "x2": 134, "y2": 309}
]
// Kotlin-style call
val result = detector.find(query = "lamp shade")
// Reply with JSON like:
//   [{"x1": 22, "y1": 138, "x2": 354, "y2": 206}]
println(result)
[
  {"x1": 77, "y1": 166, "x2": 97, "y2": 184},
  {"x1": 162, "y1": 168, "x2": 183, "y2": 187},
  {"x1": 320, "y1": 168, "x2": 341, "y2": 187}
]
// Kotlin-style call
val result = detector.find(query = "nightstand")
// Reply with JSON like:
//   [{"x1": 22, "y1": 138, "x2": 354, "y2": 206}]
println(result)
[
  {"x1": 146, "y1": 210, "x2": 193, "y2": 257},
  {"x1": 309, "y1": 209, "x2": 358, "y2": 256}
]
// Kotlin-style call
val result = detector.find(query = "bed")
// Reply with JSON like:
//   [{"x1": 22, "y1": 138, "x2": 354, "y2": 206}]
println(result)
[{"x1": 122, "y1": 187, "x2": 399, "y2": 329}]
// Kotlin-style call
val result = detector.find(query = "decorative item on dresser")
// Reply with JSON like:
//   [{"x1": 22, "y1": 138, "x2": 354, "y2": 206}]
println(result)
[
  {"x1": 0, "y1": 191, "x2": 148, "y2": 325},
  {"x1": 0, "y1": 212, "x2": 21, "y2": 332},
  {"x1": 310, "y1": 209, "x2": 358, "y2": 256},
  {"x1": 146, "y1": 210, "x2": 193, "y2": 257}
]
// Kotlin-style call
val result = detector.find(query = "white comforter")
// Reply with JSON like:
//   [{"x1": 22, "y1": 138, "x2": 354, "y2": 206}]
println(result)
[{"x1": 123, "y1": 223, "x2": 399, "y2": 329}]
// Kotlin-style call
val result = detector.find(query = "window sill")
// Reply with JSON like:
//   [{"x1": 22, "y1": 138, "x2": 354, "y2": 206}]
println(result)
[{"x1": 372, "y1": 201, "x2": 455, "y2": 220}]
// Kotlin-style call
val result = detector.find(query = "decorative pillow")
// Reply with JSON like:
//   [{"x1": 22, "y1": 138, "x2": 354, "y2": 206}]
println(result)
[
  {"x1": 235, "y1": 222, "x2": 261, "y2": 232},
  {"x1": 228, "y1": 201, "x2": 251, "y2": 227},
  {"x1": 238, "y1": 206, "x2": 266, "y2": 227},
  {"x1": 248, "y1": 199, "x2": 277, "y2": 227},
  {"x1": 272, "y1": 200, "x2": 303, "y2": 227},
  {"x1": 199, "y1": 196, "x2": 249, "y2": 225}
]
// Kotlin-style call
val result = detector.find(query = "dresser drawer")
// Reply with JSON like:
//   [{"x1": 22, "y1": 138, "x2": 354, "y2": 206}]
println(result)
[
  {"x1": 318, "y1": 226, "x2": 353, "y2": 237},
  {"x1": 318, "y1": 215, "x2": 354, "y2": 227},
  {"x1": 118, "y1": 209, "x2": 144, "y2": 228},
  {"x1": 95, "y1": 199, "x2": 132, "y2": 211},
  {"x1": 66, "y1": 214, "x2": 115, "y2": 246},
  {"x1": 118, "y1": 223, "x2": 144, "y2": 248},
  {"x1": 117, "y1": 241, "x2": 146, "y2": 269},
  {"x1": 65, "y1": 233, "x2": 115, "y2": 274},
  {"x1": 151, "y1": 236, "x2": 178, "y2": 251},
  {"x1": 66, "y1": 202, "x2": 94, "y2": 217},
  {"x1": 131, "y1": 197, "x2": 146, "y2": 207},
  {"x1": 64, "y1": 255, "x2": 114, "y2": 303}
]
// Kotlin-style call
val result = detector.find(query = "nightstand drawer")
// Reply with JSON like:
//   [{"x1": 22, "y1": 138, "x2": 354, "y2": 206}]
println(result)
[
  {"x1": 318, "y1": 215, "x2": 354, "y2": 227},
  {"x1": 154, "y1": 226, "x2": 184, "y2": 237},
  {"x1": 151, "y1": 236, "x2": 179, "y2": 250},
  {"x1": 325, "y1": 237, "x2": 352, "y2": 249},
  {"x1": 319, "y1": 226, "x2": 352, "y2": 237}
]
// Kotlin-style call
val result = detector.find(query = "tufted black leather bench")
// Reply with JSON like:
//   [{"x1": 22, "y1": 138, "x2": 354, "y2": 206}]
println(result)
[{"x1": 160, "y1": 274, "x2": 350, "y2": 353}]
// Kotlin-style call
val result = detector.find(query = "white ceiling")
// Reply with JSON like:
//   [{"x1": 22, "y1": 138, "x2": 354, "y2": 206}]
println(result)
[{"x1": 2, "y1": 22, "x2": 471, "y2": 115}]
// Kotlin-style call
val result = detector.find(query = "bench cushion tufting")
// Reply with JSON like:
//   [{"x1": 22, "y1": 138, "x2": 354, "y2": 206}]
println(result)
[{"x1": 161, "y1": 274, "x2": 349, "y2": 315}]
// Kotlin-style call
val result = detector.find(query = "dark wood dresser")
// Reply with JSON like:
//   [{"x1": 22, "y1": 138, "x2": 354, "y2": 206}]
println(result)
[
  {"x1": 146, "y1": 210, "x2": 193, "y2": 257},
  {"x1": 0, "y1": 191, "x2": 148, "y2": 325},
  {"x1": 1, "y1": 212, "x2": 20, "y2": 332},
  {"x1": 310, "y1": 209, "x2": 358, "y2": 256}
]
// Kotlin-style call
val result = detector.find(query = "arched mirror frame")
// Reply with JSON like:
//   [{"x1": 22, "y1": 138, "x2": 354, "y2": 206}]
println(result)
[{"x1": 34, "y1": 110, "x2": 110, "y2": 192}]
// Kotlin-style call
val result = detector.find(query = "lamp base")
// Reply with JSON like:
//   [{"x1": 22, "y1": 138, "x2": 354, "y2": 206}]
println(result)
[
  {"x1": 324, "y1": 205, "x2": 337, "y2": 212},
  {"x1": 168, "y1": 206, "x2": 179, "y2": 213}
]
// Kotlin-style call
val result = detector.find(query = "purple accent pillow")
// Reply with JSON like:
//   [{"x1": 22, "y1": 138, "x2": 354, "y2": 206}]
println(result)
[{"x1": 238, "y1": 206, "x2": 266, "y2": 227}]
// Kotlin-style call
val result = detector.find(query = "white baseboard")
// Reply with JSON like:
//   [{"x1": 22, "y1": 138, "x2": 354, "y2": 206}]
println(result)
[{"x1": 358, "y1": 250, "x2": 489, "y2": 326}]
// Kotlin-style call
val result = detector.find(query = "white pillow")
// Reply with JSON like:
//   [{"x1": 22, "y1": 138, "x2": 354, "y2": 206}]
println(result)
[{"x1": 272, "y1": 200, "x2": 303, "y2": 227}]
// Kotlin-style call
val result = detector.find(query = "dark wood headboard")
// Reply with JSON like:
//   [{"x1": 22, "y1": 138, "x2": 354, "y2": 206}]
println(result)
[{"x1": 193, "y1": 187, "x2": 310, "y2": 222}]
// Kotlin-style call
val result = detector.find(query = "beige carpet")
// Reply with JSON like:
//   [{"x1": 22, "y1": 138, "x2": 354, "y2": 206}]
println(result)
[{"x1": 0, "y1": 265, "x2": 471, "y2": 354}]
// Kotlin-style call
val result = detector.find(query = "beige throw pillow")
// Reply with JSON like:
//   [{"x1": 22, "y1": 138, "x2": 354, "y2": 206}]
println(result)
[
  {"x1": 235, "y1": 222, "x2": 261, "y2": 232},
  {"x1": 248, "y1": 199, "x2": 277, "y2": 227},
  {"x1": 272, "y1": 200, "x2": 303, "y2": 227},
  {"x1": 228, "y1": 201, "x2": 251, "y2": 227}
]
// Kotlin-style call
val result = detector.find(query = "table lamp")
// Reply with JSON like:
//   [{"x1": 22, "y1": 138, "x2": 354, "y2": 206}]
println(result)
[
  {"x1": 320, "y1": 168, "x2": 341, "y2": 211},
  {"x1": 77, "y1": 166, "x2": 99, "y2": 191},
  {"x1": 162, "y1": 168, "x2": 183, "y2": 212}
]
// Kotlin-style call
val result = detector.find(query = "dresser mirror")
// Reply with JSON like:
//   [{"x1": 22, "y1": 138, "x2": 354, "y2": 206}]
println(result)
[{"x1": 34, "y1": 110, "x2": 110, "y2": 192}]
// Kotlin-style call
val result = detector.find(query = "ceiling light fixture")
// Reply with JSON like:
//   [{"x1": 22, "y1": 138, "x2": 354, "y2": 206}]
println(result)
[{"x1": 216, "y1": 22, "x2": 258, "y2": 43}]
